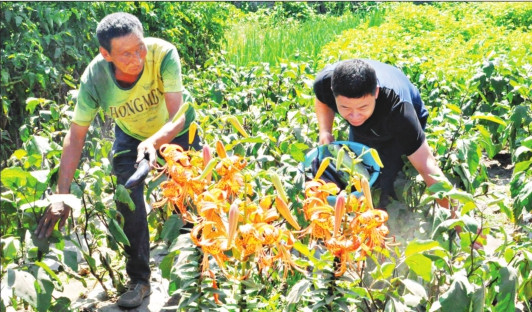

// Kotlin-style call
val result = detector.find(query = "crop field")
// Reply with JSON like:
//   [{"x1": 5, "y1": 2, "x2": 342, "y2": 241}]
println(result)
[{"x1": 1, "y1": 2, "x2": 531, "y2": 311}]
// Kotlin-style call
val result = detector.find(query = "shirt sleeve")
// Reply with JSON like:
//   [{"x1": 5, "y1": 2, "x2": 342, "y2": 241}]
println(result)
[
  {"x1": 390, "y1": 101, "x2": 425, "y2": 156},
  {"x1": 72, "y1": 81, "x2": 99, "y2": 126},
  {"x1": 313, "y1": 68, "x2": 338, "y2": 113},
  {"x1": 160, "y1": 47, "x2": 183, "y2": 93}
]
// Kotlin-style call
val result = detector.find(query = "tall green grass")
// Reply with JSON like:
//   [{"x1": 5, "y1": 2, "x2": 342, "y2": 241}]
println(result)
[{"x1": 223, "y1": 9, "x2": 385, "y2": 68}]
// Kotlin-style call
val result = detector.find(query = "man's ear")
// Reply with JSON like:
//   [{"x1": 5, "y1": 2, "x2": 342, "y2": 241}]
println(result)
[
  {"x1": 99, "y1": 46, "x2": 112, "y2": 62},
  {"x1": 375, "y1": 86, "x2": 380, "y2": 99}
]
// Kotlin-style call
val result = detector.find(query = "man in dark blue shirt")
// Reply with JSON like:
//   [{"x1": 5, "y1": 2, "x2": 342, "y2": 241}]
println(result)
[{"x1": 314, "y1": 59, "x2": 448, "y2": 208}]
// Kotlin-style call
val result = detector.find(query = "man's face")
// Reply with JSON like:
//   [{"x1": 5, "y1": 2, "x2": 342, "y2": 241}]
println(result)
[
  {"x1": 335, "y1": 88, "x2": 379, "y2": 127},
  {"x1": 100, "y1": 31, "x2": 147, "y2": 80}
]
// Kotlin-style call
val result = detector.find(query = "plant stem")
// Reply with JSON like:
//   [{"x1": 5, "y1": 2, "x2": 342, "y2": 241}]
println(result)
[{"x1": 239, "y1": 261, "x2": 248, "y2": 312}]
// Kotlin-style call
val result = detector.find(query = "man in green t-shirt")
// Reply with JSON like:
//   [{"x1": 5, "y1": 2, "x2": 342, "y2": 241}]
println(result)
[{"x1": 34, "y1": 12, "x2": 199, "y2": 308}]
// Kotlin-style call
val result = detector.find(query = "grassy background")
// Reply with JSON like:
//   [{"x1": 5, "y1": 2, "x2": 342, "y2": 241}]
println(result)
[{"x1": 222, "y1": 8, "x2": 385, "y2": 68}]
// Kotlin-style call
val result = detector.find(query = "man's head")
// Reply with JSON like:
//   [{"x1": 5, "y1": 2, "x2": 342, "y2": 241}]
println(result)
[
  {"x1": 96, "y1": 12, "x2": 143, "y2": 52},
  {"x1": 331, "y1": 59, "x2": 379, "y2": 127},
  {"x1": 97, "y1": 13, "x2": 147, "y2": 81}
]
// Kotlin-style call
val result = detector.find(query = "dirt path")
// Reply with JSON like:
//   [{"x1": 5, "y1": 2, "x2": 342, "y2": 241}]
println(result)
[{"x1": 55, "y1": 244, "x2": 175, "y2": 312}]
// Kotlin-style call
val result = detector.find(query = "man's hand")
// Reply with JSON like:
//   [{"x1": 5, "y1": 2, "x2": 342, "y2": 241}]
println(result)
[
  {"x1": 35, "y1": 201, "x2": 72, "y2": 239},
  {"x1": 136, "y1": 139, "x2": 157, "y2": 168},
  {"x1": 319, "y1": 132, "x2": 334, "y2": 145}
]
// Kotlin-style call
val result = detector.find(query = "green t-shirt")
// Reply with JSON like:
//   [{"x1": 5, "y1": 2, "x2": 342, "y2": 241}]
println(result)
[{"x1": 73, "y1": 37, "x2": 195, "y2": 141}]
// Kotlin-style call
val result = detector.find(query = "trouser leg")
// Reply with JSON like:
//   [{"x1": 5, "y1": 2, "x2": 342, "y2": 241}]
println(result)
[
  {"x1": 374, "y1": 146, "x2": 405, "y2": 208},
  {"x1": 111, "y1": 126, "x2": 202, "y2": 283},
  {"x1": 112, "y1": 126, "x2": 151, "y2": 284}
]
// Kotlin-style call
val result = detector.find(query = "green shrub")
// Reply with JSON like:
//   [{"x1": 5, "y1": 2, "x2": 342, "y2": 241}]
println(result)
[{"x1": 0, "y1": 2, "x2": 231, "y2": 166}]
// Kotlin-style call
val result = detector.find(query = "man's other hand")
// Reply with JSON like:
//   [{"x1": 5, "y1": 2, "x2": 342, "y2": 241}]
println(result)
[
  {"x1": 319, "y1": 132, "x2": 334, "y2": 145},
  {"x1": 35, "y1": 201, "x2": 71, "y2": 239},
  {"x1": 137, "y1": 140, "x2": 157, "y2": 168}
]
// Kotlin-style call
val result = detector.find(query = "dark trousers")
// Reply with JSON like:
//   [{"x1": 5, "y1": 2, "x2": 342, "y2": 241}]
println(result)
[
  {"x1": 348, "y1": 131, "x2": 406, "y2": 208},
  {"x1": 111, "y1": 125, "x2": 201, "y2": 284}
]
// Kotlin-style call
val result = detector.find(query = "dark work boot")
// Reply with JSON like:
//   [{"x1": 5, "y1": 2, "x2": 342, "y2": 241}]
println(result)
[{"x1": 117, "y1": 282, "x2": 151, "y2": 308}]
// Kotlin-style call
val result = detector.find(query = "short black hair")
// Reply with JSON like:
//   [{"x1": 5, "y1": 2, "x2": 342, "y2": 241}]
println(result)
[
  {"x1": 96, "y1": 12, "x2": 143, "y2": 52},
  {"x1": 331, "y1": 59, "x2": 378, "y2": 98}
]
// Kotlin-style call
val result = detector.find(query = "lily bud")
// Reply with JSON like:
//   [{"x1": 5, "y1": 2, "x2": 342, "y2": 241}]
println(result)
[
  {"x1": 361, "y1": 176, "x2": 373, "y2": 210},
  {"x1": 227, "y1": 201, "x2": 240, "y2": 248},
  {"x1": 334, "y1": 191, "x2": 346, "y2": 237},
  {"x1": 314, "y1": 157, "x2": 330, "y2": 181},
  {"x1": 202, "y1": 145, "x2": 213, "y2": 183},
  {"x1": 270, "y1": 172, "x2": 289, "y2": 204},
  {"x1": 226, "y1": 115, "x2": 249, "y2": 138},
  {"x1": 275, "y1": 196, "x2": 301, "y2": 230},
  {"x1": 216, "y1": 140, "x2": 227, "y2": 159},
  {"x1": 188, "y1": 122, "x2": 198, "y2": 145}
]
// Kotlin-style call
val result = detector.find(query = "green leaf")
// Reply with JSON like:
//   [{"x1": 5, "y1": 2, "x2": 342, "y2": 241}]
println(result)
[
  {"x1": 145, "y1": 172, "x2": 166, "y2": 202},
  {"x1": 30, "y1": 231, "x2": 50, "y2": 254},
  {"x1": 26, "y1": 135, "x2": 52, "y2": 155},
  {"x1": 380, "y1": 262, "x2": 395, "y2": 279},
  {"x1": 520, "y1": 279, "x2": 532, "y2": 301},
  {"x1": 35, "y1": 261, "x2": 62, "y2": 286},
  {"x1": 35, "y1": 267, "x2": 54, "y2": 312},
  {"x1": 19, "y1": 124, "x2": 30, "y2": 142},
  {"x1": 11, "y1": 149, "x2": 28, "y2": 160},
  {"x1": 108, "y1": 218, "x2": 130, "y2": 246},
  {"x1": 178, "y1": 292, "x2": 201, "y2": 309},
  {"x1": 63, "y1": 249, "x2": 78, "y2": 272},
  {"x1": 476, "y1": 125, "x2": 497, "y2": 158},
  {"x1": 289, "y1": 142, "x2": 309, "y2": 162},
  {"x1": 25, "y1": 97, "x2": 42, "y2": 114},
  {"x1": 446, "y1": 103, "x2": 462, "y2": 114},
  {"x1": 471, "y1": 114, "x2": 507, "y2": 127},
  {"x1": 405, "y1": 239, "x2": 440, "y2": 257},
  {"x1": 495, "y1": 267, "x2": 517, "y2": 312},
  {"x1": 2, "y1": 236, "x2": 20, "y2": 260},
  {"x1": 1, "y1": 167, "x2": 37, "y2": 192},
  {"x1": 446, "y1": 189, "x2": 475, "y2": 205},
  {"x1": 471, "y1": 286, "x2": 485, "y2": 312},
  {"x1": 49, "y1": 297, "x2": 71, "y2": 312},
  {"x1": 405, "y1": 253, "x2": 433, "y2": 282},
  {"x1": 161, "y1": 215, "x2": 184, "y2": 244},
  {"x1": 439, "y1": 272, "x2": 472, "y2": 312},
  {"x1": 114, "y1": 185, "x2": 135, "y2": 211},
  {"x1": 427, "y1": 180, "x2": 453, "y2": 194},
  {"x1": 520, "y1": 136, "x2": 532, "y2": 149},
  {"x1": 514, "y1": 159, "x2": 532, "y2": 174},
  {"x1": 4, "y1": 269, "x2": 38, "y2": 308},
  {"x1": 401, "y1": 279, "x2": 428, "y2": 300},
  {"x1": 286, "y1": 279, "x2": 310, "y2": 304},
  {"x1": 461, "y1": 201, "x2": 477, "y2": 215},
  {"x1": 160, "y1": 250, "x2": 179, "y2": 279},
  {"x1": 464, "y1": 139, "x2": 480, "y2": 176},
  {"x1": 385, "y1": 296, "x2": 408, "y2": 312}
]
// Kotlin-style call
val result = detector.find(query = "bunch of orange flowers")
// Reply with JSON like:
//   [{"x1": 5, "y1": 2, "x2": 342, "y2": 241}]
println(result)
[
  {"x1": 155, "y1": 141, "x2": 303, "y2": 297},
  {"x1": 155, "y1": 140, "x2": 390, "y2": 293},
  {"x1": 299, "y1": 176, "x2": 390, "y2": 276}
]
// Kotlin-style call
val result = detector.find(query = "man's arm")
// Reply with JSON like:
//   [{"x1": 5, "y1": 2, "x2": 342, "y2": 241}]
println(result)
[
  {"x1": 407, "y1": 139, "x2": 449, "y2": 209},
  {"x1": 409, "y1": 139, "x2": 485, "y2": 248},
  {"x1": 315, "y1": 98, "x2": 336, "y2": 145},
  {"x1": 136, "y1": 92, "x2": 185, "y2": 167},
  {"x1": 35, "y1": 122, "x2": 89, "y2": 238}
]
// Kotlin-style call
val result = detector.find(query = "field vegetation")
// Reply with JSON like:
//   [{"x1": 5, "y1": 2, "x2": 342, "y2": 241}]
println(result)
[{"x1": 1, "y1": 2, "x2": 531, "y2": 311}]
